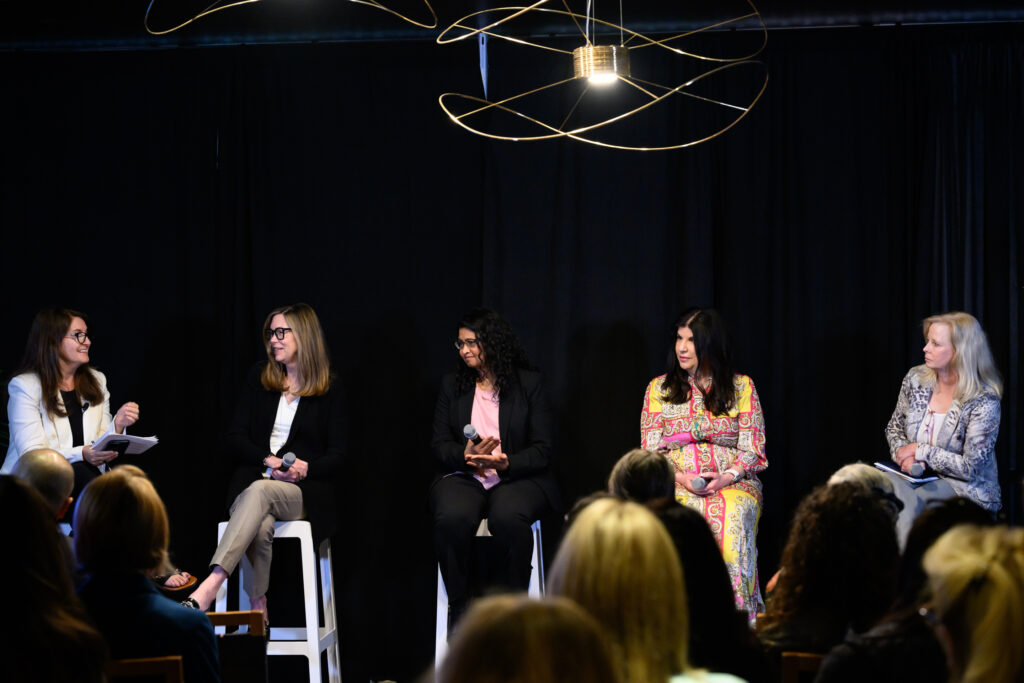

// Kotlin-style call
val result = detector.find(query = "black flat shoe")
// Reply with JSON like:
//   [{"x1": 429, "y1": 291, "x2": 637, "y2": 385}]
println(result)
[{"x1": 180, "y1": 597, "x2": 201, "y2": 610}]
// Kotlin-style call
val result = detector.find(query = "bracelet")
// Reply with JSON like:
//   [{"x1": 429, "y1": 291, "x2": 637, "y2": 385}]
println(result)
[{"x1": 724, "y1": 468, "x2": 743, "y2": 481}]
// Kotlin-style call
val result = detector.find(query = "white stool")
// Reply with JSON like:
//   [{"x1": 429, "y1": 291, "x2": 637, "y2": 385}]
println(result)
[
  {"x1": 214, "y1": 520, "x2": 341, "y2": 683},
  {"x1": 434, "y1": 518, "x2": 544, "y2": 669}
]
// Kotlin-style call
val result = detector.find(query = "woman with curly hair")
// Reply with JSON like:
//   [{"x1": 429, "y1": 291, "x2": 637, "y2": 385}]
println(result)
[
  {"x1": 757, "y1": 483, "x2": 899, "y2": 669},
  {"x1": 640, "y1": 307, "x2": 767, "y2": 619},
  {"x1": 430, "y1": 308, "x2": 557, "y2": 628}
]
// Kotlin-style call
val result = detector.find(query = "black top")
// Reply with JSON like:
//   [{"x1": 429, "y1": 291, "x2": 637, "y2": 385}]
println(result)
[
  {"x1": 225, "y1": 363, "x2": 347, "y2": 542},
  {"x1": 61, "y1": 390, "x2": 85, "y2": 448},
  {"x1": 431, "y1": 368, "x2": 559, "y2": 510}
]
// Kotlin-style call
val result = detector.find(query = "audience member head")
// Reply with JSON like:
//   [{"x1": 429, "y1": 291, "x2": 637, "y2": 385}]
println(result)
[
  {"x1": 261, "y1": 302, "x2": 331, "y2": 396},
  {"x1": 14, "y1": 307, "x2": 103, "y2": 418},
  {"x1": 454, "y1": 307, "x2": 532, "y2": 399},
  {"x1": 895, "y1": 497, "x2": 995, "y2": 611},
  {"x1": 74, "y1": 466, "x2": 171, "y2": 577},
  {"x1": 608, "y1": 448, "x2": 674, "y2": 502},
  {"x1": 923, "y1": 525, "x2": 1024, "y2": 683},
  {"x1": 662, "y1": 307, "x2": 737, "y2": 414},
  {"x1": 549, "y1": 498, "x2": 689, "y2": 681},
  {"x1": 563, "y1": 490, "x2": 615, "y2": 529},
  {"x1": 827, "y1": 462, "x2": 902, "y2": 521},
  {"x1": 1, "y1": 475, "x2": 105, "y2": 682},
  {"x1": 12, "y1": 448, "x2": 74, "y2": 519},
  {"x1": 435, "y1": 595, "x2": 619, "y2": 683},
  {"x1": 914, "y1": 311, "x2": 1002, "y2": 400},
  {"x1": 760, "y1": 483, "x2": 899, "y2": 649}
]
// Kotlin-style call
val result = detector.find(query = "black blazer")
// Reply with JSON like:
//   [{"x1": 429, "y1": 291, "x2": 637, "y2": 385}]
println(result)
[
  {"x1": 225, "y1": 363, "x2": 347, "y2": 541},
  {"x1": 431, "y1": 368, "x2": 559, "y2": 510}
]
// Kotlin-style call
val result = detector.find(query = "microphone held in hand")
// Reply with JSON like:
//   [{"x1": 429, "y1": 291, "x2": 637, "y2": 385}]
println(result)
[
  {"x1": 279, "y1": 452, "x2": 296, "y2": 471},
  {"x1": 909, "y1": 461, "x2": 925, "y2": 478},
  {"x1": 463, "y1": 424, "x2": 483, "y2": 445},
  {"x1": 692, "y1": 476, "x2": 707, "y2": 491}
]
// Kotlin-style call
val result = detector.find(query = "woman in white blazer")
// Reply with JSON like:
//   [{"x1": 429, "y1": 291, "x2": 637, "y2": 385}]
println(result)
[{"x1": 4, "y1": 308, "x2": 139, "y2": 503}]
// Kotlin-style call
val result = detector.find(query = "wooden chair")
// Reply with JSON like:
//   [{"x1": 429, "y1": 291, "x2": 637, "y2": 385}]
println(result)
[
  {"x1": 107, "y1": 655, "x2": 184, "y2": 683},
  {"x1": 208, "y1": 609, "x2": 267, "y2": 637},
  {"x1": 780, "y1": 651, "x2": 825, "y2": 683},
  {"x1": 210, "y1": 609, "x2": 269, "y2": 683}
]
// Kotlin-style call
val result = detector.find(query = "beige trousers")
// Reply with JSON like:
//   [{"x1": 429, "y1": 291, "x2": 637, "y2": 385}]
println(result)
[{"x1": 210, "y1": 479, "x2": 304, "y2": 600}]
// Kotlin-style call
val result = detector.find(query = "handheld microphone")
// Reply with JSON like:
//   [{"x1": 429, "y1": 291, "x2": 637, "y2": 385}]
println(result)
[
  {"x1": 909, "y1": 462, "x2": 925, "y2": 478},
  {"x1": 279, "y1": 452, "x2": 296, "y2": 471},
  {"x1": 463, "y1": 424, "x2": 483, "y2": 445},
  {"x1": 692, "y1": 476, "x2": 707, "y2": 491}
]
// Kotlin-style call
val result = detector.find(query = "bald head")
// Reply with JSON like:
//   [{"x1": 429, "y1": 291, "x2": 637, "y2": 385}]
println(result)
[{"x1": 12, "y1": 449, "x2": 74, "y2": 519}]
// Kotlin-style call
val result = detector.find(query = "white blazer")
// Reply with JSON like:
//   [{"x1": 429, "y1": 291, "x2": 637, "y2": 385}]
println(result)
[{"x1": 2, "y1": 369, "x2": 116, "y2": 474}]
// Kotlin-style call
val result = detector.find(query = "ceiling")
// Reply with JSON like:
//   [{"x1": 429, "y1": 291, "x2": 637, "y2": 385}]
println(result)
[{"x1": 1, "y1": 0, "x2": 1022, "y2": 50}]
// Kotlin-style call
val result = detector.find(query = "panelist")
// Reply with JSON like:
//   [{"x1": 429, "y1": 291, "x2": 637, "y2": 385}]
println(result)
[
  {"x1": 184, "y1": 303, "x2": 345, "y2": 625},
  {"x1": 640, "y1": 307, "x2": 767, "y2": 619},
  {"x1": 430, "y1": 308, "x2": 557, "y2": 628},
  {"x1": 884, "y1": 311, "x2": 1002, "y2": 542},
  {"x1": 4, "y1": 308, "x2": 139, "y2": 504}
]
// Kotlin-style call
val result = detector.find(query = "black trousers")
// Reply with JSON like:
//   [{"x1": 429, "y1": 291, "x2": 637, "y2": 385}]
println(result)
[{"x1": 429, "y1": 474, "x2": 548, "y2": 608}]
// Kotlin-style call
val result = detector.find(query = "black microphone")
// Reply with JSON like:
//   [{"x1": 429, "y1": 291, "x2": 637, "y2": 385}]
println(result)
[
  {"x1": 81, "y1": 401, "x2": 89, "y2": 413},
  {"x1": 909, "y1": 462, "x2": 925, "y2": 477},
  {"x1": 463, "y1": 424, "x2": 483, "y2": 445},
  {"x1": 692, "y1": 476, "x2": 707, "y2": 491},
  {"x1": 279, "y1": 452, "x2": 296, "y2": 471}
]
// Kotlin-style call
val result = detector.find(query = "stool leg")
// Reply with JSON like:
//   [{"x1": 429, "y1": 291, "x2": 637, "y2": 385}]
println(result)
[
  {"x1": 528, "y1": 520, "x2": 544, "y2": 598},
  {"x1": 435, "y1": 564, "x2": 449, "y2": 671},
  {"x1": 297, "y1": 528, "x2": 321, "y2": 683},
  {"x1": 215, "y1": 523, "x2": 229, "y2": 634},
  {"x1": 319, "y1": 538, "x2": 341, "y2": 683}
]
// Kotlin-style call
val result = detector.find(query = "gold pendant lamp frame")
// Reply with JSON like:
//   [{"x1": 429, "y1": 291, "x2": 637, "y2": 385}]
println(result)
[
  {"x1": 436, "y1": 0, "x2": 768, "y2": 151},
  {"x1": 144, "y1": 0, "x2": 438, "y2": 35}
]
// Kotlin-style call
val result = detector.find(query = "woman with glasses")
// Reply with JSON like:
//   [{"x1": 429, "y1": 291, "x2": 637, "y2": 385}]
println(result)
[
  {"x1": 431, "y1": 308, "x2": 556, "y2": 629},
  {"x1": 3, "y1": 308, "x2": 140, "y2": 504},
  {"x1": 184, "y1": 303, "x2": 346, "y2": 624}
]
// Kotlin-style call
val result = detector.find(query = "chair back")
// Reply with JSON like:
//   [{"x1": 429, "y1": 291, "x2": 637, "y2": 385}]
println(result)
[
  {"x1": 780, "y1": 651, "x2": 824, "y2": 683},
  {"x1": 107, "y1": 655, "x2": 184, "y2": 683}
]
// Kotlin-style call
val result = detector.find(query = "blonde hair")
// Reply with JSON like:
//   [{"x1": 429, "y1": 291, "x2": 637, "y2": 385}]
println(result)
[
  {"x1": 436, "y1": 595, "x2": 620, "y2": 683},
  {"x1": 827, "y1": 463, "x2": 893, "y2": 494},
  {"x1": 548, "y1": 498, "x2": 689, "y2": 682},
  {"x1": 912, "y1": 312, "x2": 1002, "y2": 401},
  {"x1": 260, "y1": 303, "x2": 332, "y2": 396},
  {"x1": 73, "y1": 466, "x2": 171, "y2": 576},
  {"x1": 923, "y1": 525, "x2": 1024, "y2": 683}
]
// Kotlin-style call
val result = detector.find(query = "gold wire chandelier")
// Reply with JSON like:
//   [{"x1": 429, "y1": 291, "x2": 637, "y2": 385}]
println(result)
[
  {"x1": 437, "y1": 0, "x2": 768, "y2": 151},
  {"x1": 143, "y1": 0, "x2": 438, "y2": 34}
]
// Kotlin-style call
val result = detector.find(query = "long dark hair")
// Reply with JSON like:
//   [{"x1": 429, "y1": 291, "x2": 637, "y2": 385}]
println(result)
[
  {"x1": 759, "y1": 483, "x2": 899, "y2": 650},
  {"x1": 14, "y1": 308, "x2": 103, "y2": 418},
  {"x1": 660, "y1": 307, "x2": 736, "y2": 415},
  {"x1": 453, "y1": 308, "x2": 533, "y2": 400}
]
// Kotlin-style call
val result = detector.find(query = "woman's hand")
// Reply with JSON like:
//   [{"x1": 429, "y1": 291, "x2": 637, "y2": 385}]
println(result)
[
  {"x1": 896, "y1": 443, "x2": 918, "y2": 472},
  {"x1": 272, "y1": 457, "x2": 309, "y2": 482},
  {"x1": 464, "y1": 436, "x2": 505, "y2": 469},
  {"x1": 468, "y1": 452, "x2": 510, "y2": 471},
  {"x1": 83, "y1": 444, "x2": 118, "y2": 466},
  {"x1": 697, "y1": 471, "x2": 738, "y2": 495},
  {"x1": 676, "y1": 471, "x2": 710, "y2": 495},
  {"x1": 114, "y1": 402, "x2": 140, "y2": 433}
]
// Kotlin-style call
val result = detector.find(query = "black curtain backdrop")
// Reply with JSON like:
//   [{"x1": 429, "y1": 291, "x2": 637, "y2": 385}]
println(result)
[{"x1": 1, "y1": 23, "x2": 1021, "y2": 682}]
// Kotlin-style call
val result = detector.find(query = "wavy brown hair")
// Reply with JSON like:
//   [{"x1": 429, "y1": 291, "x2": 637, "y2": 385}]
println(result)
[
  {"x1": 660, "y1": 307, "x2": 737, "y2": 415},
  {"x1": 14, "y1": 308, "x2": 103, "y2": 418},
  {"x1": 260, "y1": 303, "x2": 332, "y2": 397}
]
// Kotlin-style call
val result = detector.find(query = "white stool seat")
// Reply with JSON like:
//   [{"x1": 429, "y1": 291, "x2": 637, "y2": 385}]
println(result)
[
  {"x1": 434, "y1": 518, "x2": 544, "y2": 669},
  {"x1": 214, "y1": 520, "x2": 341, "y2": 683}
]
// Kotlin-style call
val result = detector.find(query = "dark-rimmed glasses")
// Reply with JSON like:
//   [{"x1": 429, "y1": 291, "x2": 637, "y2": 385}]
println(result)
[
  {"x1": 65, "y1": 332, "x2": 90, "y2": 344},
  {"x1": 454, "y1": 338, "x2": 479, "y2": 350},
  {"x1": 264, "y1": 327, "x2": 293, "y2": 341}
]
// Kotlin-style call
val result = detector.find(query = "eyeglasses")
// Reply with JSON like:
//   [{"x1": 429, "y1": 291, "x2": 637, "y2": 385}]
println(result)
[
  {"x1": 454, "y1": 338, "x2": 479, "y2": 350},
  {"x1": 65, "y1": 332, "x2": 90, "y2": 344},
  {"x1": 264, "y1": 327, "x2": 293, "y2": 341}
]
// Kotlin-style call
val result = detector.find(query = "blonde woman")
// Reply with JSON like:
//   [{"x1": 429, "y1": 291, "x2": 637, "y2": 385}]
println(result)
[
  {"x1": 185, "y1": 303, "x2": 346, "y2": 623},
  {"x1": 922, "y1": 525, "x2": 1024, "y2": 683},
  {"x1": 548, "y1": 497, "x2": 743, "y2": 683},
  {"x1": 74, "y1": 467, "x2": 219, "y2": 683},
  {"x1": 885, "y1": 312, "x2": 1002, "y2": 543}
]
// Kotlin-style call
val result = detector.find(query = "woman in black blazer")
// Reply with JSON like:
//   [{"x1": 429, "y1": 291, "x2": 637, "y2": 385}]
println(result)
[
  {"x1": 184, "y1": 303, "x2": 345, "y2": 622},
  {"x1": 431, "y1": 308, "x2": 558, "y2": 627}
]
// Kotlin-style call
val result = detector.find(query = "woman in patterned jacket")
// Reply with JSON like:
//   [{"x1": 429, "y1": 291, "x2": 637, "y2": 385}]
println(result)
[
  {"x1": 884, "y1": 311, "x2": 1002, "y2": 544},
  {"x1": 640, "y1": 307, "x2": 767, "y2": 620}
]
